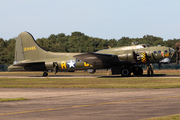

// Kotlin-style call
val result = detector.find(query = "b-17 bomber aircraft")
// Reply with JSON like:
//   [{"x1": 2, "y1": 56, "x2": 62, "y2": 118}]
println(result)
[{"x1": 8, "y1": 32, "x2": 175, "y2": 77}]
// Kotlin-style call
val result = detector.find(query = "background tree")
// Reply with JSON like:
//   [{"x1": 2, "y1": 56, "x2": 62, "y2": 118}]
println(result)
[{"x1": 1, "y1": 32, "x2": 180, "y2": 65}]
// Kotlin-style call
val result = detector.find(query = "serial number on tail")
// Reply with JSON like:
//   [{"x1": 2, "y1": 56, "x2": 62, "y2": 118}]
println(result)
[{"x1": 24, "y1": 46, "x2": 36, "y2": 51}]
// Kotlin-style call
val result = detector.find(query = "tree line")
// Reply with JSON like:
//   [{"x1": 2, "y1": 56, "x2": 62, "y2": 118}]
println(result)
[{"x1": 1, "y1": 31, "x2": 180, "y2": 65}]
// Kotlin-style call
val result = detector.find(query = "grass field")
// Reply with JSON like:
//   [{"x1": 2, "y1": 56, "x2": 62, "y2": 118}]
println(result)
[
  {"x1": 1, "y1": 70, "x2": 180, "y2": 117},
  {"x1": 0, "y1": 77, "x2": 180, "y2": 89},
  {"x1": 146, "y1": 114, "x2": 180, "y2": 120},
  {"x1": 0, "y1": 70, "x2": 180, "y2": 89},
  {"x1": 1, "y1": 69, "x2": 180, "y2": 76},
  {"x1": 0, "y1": 98, "x2": 27, "y2": 102}
]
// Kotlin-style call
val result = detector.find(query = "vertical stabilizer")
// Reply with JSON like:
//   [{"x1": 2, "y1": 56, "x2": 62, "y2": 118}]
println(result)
[{"x1": 15, "y1": 32, "x2": 47, "y2": 62}]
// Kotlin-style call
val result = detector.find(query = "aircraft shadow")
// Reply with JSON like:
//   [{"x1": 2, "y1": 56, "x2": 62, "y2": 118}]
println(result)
[
  {"x1": 98, "y1": 74, "x2": 167, "y2": 78},
  {"x1": 30, "y1": 75, "x2": 99, "y2": 78},
  {"x1": 30, "y1": 74, "x2": 169, "y2": 78}
]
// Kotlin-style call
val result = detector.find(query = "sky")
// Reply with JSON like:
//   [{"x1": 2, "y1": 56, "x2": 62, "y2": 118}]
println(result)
[{"x1": 1, "y1": 0, "x2": 180, "y2": 40}]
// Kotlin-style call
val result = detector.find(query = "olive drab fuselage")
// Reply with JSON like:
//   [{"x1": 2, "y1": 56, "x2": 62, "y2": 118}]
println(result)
[{"x1": 8, "y1": 32, "x2": 175, "y2": 76}]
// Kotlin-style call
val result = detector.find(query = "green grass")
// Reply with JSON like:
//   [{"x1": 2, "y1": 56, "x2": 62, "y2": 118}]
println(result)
[
  {"x1": 0, "y1": 78, "x2": 180, "y2": 89},
  {"x1": 1, "y1": 70, "x2": 180, "y2": 76},
  {"x1": 0, "y1": 97, "x2": 27, "y2": 102},
  {"x1": 147, "y1": 114, "x2": 180, "y2": 120}
]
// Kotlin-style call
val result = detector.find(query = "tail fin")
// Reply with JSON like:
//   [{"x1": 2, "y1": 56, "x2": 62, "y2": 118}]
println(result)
[{"x1": 15, "y1": 32, "x2": 47, "y2": 62}]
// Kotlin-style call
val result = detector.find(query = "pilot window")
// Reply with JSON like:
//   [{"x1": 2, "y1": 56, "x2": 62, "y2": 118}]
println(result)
[
  {"x1": 158, "y1": 51, "x2": 161, "y2": 53},
  {"x1": 153, "y1": 51, "x2": 157, "y2": 54},
  {"x1": 142, "y1": 45, "x2": 146, "y2": 48}
]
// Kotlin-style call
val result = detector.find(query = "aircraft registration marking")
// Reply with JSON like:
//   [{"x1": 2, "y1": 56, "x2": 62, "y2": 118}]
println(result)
[
  {"x1": 24, "y1": 46, "x2": 36, "y2": 51},
  {"x1": 84, "y1": 62, "x2": 92, "y2": 67},
  {"x1": 61, "y1": 61, "x2": 67, "y2": 69},
  {"x1": 60, "y1": 61, "x2": 91, "y2": 69},
  {"x1": 84, "y1": 62, "x2": 90, "y2": 66}
]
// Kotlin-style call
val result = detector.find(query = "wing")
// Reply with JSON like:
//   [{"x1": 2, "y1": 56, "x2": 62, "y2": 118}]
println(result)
[{"x1": 74, "y1": 53, "x2": 120, "y2": 67}]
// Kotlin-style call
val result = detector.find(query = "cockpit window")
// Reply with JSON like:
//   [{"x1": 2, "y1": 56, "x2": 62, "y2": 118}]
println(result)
[
  {"x1": 142, "y1": 44, "x2": 151, "y2": 47},
  {"x1": 158, "y1": 51, "x2": 161, "y2": 53},
  {"x1": 142, "y1": 45, "x2": 146, "y2": 48}
]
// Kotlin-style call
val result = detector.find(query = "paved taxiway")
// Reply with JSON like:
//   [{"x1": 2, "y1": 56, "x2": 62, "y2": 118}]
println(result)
[{"x1": 1, "y1": 88, "x2": 180, "y2": 120}]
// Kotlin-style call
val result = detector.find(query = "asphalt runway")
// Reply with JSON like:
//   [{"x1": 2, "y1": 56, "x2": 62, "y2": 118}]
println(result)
[{"x1": 1, "y1": 88, "x2": 180, "y2": 120}]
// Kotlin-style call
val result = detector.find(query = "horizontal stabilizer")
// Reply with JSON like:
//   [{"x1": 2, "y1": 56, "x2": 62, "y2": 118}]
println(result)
[{"x1": 13, "y1": 62, "x2": 45, "y2": 66}]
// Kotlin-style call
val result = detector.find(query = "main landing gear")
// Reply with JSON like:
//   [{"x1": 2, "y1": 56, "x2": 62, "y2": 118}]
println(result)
[
  {"x1": 43, "y1": 72, "x2": 48, "y2": 77},
  {"x1": 132, "y1": 67, "x2": 143, "y2": 76}
]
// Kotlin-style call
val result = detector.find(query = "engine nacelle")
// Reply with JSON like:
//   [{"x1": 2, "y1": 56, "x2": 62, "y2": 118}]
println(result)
[
  {"x1": 140, "y1": 52, "x2": 147, "y2": 63},
  {"x1": 45, "y1": 62, "x2": 54, "y2": 69},
  {"x1": 117, "y1": 50, "x2": 136, "y2": 62}
]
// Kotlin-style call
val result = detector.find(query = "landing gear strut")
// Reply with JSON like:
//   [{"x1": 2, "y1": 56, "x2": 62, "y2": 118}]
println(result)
[{"x1": 43, "y1": 72, "x2": 48, "y2": 77}]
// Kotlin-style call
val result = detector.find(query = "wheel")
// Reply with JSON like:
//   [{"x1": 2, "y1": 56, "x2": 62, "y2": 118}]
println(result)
[
  {"x1": 132, "y1": 67, "x2": 143, "y2": 75},
  {"x1": 87, "y1": 69, "x2": 96, "y2": 74},
  {"x1": 147, "y1": 69, "x2": 150, "y2": 76},
  {"x1": 138, "y1": 67, "x2": 143, "y2": 75},
  {"x1": 43, "y1": 72, "x2": 48, "y2": 77},
  {"x1": 121, "y1": 68, "x2": 131, "y2": 77}
]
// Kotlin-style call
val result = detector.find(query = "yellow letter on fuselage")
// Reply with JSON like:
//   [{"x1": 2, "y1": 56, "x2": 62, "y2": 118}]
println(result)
[
  {"x1": 61, "y1": 61, "x2": 66, "y2": 69},
  {"x1": 84, "y1": 62, "x2": 90, "y2": 67}
]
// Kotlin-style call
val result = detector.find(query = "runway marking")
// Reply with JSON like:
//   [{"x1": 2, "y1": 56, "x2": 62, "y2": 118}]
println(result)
[{"x1": 1, "y1": 95, "x2": 180, "y2": 116}]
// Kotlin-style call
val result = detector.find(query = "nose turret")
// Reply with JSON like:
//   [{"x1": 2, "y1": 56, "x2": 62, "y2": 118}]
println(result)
[{"x1": 169, "y1": 48, "x2": 175, "y2": 58}]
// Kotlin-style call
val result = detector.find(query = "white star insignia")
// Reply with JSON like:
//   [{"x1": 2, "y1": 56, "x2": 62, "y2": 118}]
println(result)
[{"x1": 67, "y1": 60, "x2": 76, "y2": 68}]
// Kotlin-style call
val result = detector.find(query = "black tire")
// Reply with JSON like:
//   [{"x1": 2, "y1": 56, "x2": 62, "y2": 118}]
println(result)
[
  {"x1": 121, "y1": 68, "x2": 131, "y2": 77},
  {"x1": 138, "y1": 67, "x2": 143, "y2": 75},
  {"x1": 43, "y1": 72, "x2": 48, "y2": 77},
  {"x1": 132, "y1": 67, "x2": 138, "y2": 75},
  {"x1": 147, "y1": 70, "x2": 150, "y2": 76},
  {"x1": 87, "y1": 69, "x2": 96, "y2": 74},
  {"x1": 132, "y1": 67, "x2": 143, "y2": 75}
]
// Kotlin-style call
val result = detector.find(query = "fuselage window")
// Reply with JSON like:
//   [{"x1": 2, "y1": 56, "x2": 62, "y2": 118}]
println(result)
[
  {"x1": 158, "y1": 51, "x2": 161, "y2": 53},
  {"x1": 153, "y1": 51, "x2": 157, "y2": 54},
  {"x1": 76, "y1": 58, "x2": 81, "y2": 62},
  {"x1": 165, "y1": 50, "x2": 168, "y2": 53}
]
